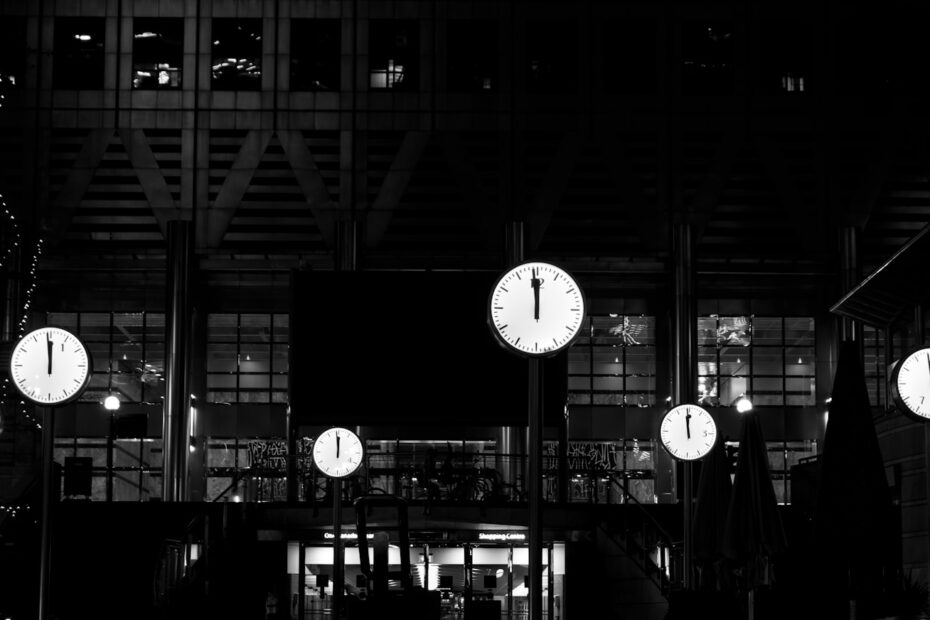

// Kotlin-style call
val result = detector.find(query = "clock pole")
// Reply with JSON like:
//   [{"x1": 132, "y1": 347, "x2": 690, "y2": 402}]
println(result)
[
  {"x1": 38, "y1": 405, "x2": 55, "y2": 620},
  {"x1": 528, "y1": 357, "x2": 543, "y2": 620},
  {"x1": 332, "y1": 477, "x2": 344, "y2": 618}
]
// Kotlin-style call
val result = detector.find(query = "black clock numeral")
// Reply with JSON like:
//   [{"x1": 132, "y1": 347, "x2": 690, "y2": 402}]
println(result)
[
  {"x1": 514, "y1": 337, "x2": 521, "y2": 347},
  {"x1": 565, "y1": 288, "x2": 575, "y2": 295},
  {"x1": 553, "y1": 273, "x2": 560, "y2": 281},
  {"x1": 515, "y1": 272, "x2": 522, "y2": 280},
  {"x1": 500, "y1": 286, "x2": 509, "y2": 293}
]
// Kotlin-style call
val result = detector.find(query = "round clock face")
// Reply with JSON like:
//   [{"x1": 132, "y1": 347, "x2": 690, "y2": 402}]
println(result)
[
  {"x1": 10, "y1": 327, "x2": 91, "y2": 406},
  {"x1": 891, "y1": 347, "x2": 930, "y2": 420},
  {"x1": 488, "y1": 261, "x2": 586, "y2": 357},
  {"x1": 312, "y1": 427, "x2": 364, "y2": 478},
  {"x1": 660, "y1": 404, "x2": 717, "y2": 461}
]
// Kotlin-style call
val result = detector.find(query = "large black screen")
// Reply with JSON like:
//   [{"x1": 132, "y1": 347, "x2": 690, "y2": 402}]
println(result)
[{"x1": 289, "y1": 270, "x2": 566, "y2": 426}]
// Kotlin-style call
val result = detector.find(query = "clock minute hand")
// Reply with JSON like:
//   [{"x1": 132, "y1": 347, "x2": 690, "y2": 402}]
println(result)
[
  {"x1": 47, "y1": 333, "x2": 53, "y2": 375},
  {"x1": 685, "y1": 412, "x2": 692, "y2": 439},
  {"x1": 531, "y1": 268, "x2": 542, "y2": 321},
  {"x1": 336, "y1": 434, "x2": 340, "y2": 459}
]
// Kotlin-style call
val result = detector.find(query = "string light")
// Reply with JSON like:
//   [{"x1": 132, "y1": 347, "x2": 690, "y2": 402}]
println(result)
[{"x1": 0, "y1": 75, "x2": 45, "y2": 430}]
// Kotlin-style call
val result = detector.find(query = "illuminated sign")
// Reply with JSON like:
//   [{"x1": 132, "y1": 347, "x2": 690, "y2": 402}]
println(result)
[
  {"x1": 478, "y1": 532, "x2": 526, "y2": 542},
  {"x1": 323, "y1": 532, "x2": 374, "y2": 540}
]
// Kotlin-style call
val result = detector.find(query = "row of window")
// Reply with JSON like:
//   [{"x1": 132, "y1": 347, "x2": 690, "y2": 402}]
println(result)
[
  {"x1": 1, "y1": 17, "x2": 818, "y2": 95},
  {"x1": 53, "y1": 436, "x2": 817, "y2": 504},
  {"x1": 48, "y1": 311, "x2": 829, "y2": 409}
]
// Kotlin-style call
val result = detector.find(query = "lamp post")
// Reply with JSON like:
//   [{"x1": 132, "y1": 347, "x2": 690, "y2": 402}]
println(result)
[{"x1": 104, "y1": 395, "x2": 120, "y2": 502}]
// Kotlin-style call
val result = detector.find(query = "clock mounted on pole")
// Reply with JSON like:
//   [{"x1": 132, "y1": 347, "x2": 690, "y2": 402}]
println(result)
[
  {"x1": 488, "y1": 261, "x2": 585, "y2": 620},
  {"x1": 9, "y1": 326, "x2": 92, "y2": 620}
]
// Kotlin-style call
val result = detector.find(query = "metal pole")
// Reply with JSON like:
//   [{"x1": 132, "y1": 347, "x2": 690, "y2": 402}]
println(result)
[
  {"x1": 333, "y1": 478, "x2": 343, "y2": 618},
  {"x1": 528, "y1": 357, "x2": 543, "y2": 620},
  {"x1": 163, "y1": 220, "x2": 192, "y2": 501},
  {"x1": 672, "y1": 222, "x2": 696, "y2": 589},
  {"x1": 38, "y1": 406, "x2": 55, "y2": 620}
]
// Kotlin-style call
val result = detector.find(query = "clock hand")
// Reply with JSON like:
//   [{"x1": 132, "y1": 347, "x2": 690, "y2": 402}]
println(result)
[
  {"x1": 47, "y1": 333, "x2": 53, "y2": 375},
  {"x1": 531, "y1": 268, "x2": 542, "y2": 321},
  {"x1": 336, "y1": 434, "x2": 340, "y2": 459},
  {"x1": 685, "y1": 412, "x2": 692, "y2": 439}
]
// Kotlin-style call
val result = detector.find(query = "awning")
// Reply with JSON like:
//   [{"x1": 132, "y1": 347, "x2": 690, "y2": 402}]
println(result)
[{"x1": 830, "y1": 223, "x2": 930, "y2": 328}]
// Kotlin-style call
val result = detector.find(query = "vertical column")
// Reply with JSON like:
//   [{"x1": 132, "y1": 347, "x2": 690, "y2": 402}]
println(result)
[
  {"x1": 497, "y1": 221, "x2": 526, "y2": 493},
  {"x1": 839, "y1": 226, "x2": 862, "y2": 345},
  {"x1": 528, "y1": 357, "x2": 544, "y2": 620},
  {"x1": 162, "y1": 220, "x2": 193, "y2": 502},
  {"x1": 672, "y1": 222, "x2": 696, "y2": 589},
  {"x1": 37, "y1": 407, "x2": 55, "y2": 620}
]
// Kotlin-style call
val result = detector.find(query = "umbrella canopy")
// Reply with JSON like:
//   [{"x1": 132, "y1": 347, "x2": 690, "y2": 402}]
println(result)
[
  {"x1": 693, "y1": 438, "x2": 733, "y2": 563},
  {"x1": 722, "y1": 410, "x2": 787, "y2": 581},
  {"x1": 814, "y1": 340, "x2": 897, "y2": 594}
]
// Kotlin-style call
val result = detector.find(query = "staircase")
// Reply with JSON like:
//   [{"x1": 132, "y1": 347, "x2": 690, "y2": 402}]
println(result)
[{"x1": 588, "y1": 474, "x2": 683, "y2": 620}]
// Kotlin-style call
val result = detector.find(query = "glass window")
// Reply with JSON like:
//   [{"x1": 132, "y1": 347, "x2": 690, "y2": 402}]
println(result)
[
  {"x1": 290, "y1": 19, "x2": 340, "y2": 91},
  {"x1": 568, "y1": 315, "x2": 656, "y2": 407},
  {"x1": 526, "y1": 19, "x2": 577, "y2": 93},
  {"x1": 681, "y1": 21, "x2": 734, "y2": 95},
  {"x1": 212, "y1": 19, "x2": 262, "y2": 90},
  {"x1": 46, "y1": 312, "x2": 165, "y2": 405},
  {"x1": 206, "y1": 313, "x2": 288, "y2": 404},
  {"x1": 0, "y1": 17, "x2": 26, "y2": 90},
  {"x1": 132, "y1": 18, "x2": 183, "y2": 89},
  {"x1": 760, "y1": 21, "x2": 809, "y2": 94},
  {"x1": 54, "y1": 17, "x2": 106, "y2": 89},
  {"x1": 604, "y1": 20, "x2": 657, "y2": 94},
  {"x1": 447, "y1": 20, "x2": 498, "y2": 92},
  {"x1": 863, "y1": 325, "x2": 886, "y2": 410},
  {"x1": 698, "y1": 316, "x2": 815, "y2": 408},
  {"x1": 55, "y1": 437, "x2": 162, "y2": 502},
  {"x1": 369, "y1": 20, "x2": 419, "y2": 90}
]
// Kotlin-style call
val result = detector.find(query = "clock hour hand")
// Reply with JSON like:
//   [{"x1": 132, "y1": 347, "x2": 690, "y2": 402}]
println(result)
[
  {"x1": 47, "y1": 333, "x2": 53, "y2": 375},
  {"x1": 685, "y1": 412, "x2": 691, "y2": 439},
  {"x1": 531, "y1": 268, "x2": 542, "y2": 321},
  {"x1": 336, "y1": 434, "x2": 340, "y2": 459}
]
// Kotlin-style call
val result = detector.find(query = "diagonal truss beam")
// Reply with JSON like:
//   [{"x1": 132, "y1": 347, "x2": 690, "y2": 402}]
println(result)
[
  {"x1": 47, "y1": 129, "x2": 112, "y2": 242},
  {"x1": 119, "y1": 129, "x2": 179, "y2": 236},
  {"x1": 278, "y1": 130, "x2": 338, "y2": 248},
  {"x1": 365, "y1": 131, "x2": 430, "y2": 248},
  {"x1": 201, "y1": 130, "x2": 273, "y2": 249}
]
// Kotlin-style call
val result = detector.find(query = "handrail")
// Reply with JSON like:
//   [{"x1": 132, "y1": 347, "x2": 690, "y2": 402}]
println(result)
[{"x1": 606, "y1": 471, "x2": 676, "y2": 545}]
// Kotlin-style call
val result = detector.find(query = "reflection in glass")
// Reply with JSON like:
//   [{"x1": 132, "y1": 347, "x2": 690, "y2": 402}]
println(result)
[
  {"x1": 369, "y1": 20, "x2": 418, "y2": 90},
  {"x1": 54, "y1": 17, "x2": 105, "y2": 89},
  {"x1": 212, "y1": 19, "x2": 262, "y2": 90},
  {"x1": 132, "y1": 18, "x2": 182, "y2": 89}
]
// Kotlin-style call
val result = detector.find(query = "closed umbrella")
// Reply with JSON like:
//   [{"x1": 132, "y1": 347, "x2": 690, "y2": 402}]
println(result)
[
  {"x1": 814, "y1": 340, "x2": 897, "y2": 615},
  {"x1": 723, "y1": 410, "x2": 787, "y2": 619},
  {"x1": 692, "y1": 438, "x2": 733, "y2": 590}
]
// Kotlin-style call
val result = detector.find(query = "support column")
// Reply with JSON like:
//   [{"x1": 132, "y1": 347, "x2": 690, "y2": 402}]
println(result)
[
  {"x1": 162, "y1": 220, "x2": 193, "y2": 502},
  {"x1": 528, "y1": 357, "x2": 544, "y2": 620},
  {"x1": 672, "y1": 222, "x2": 697, "y2": 589},
  {"x1": 839, "y1": 226, "x2": 862, "y2": 345},
  {"x1": 498, "y1": 221, "x2": 526, "y2": 496}
]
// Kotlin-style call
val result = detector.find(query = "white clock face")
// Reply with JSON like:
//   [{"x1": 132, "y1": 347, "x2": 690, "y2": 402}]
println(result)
[
  {"x1": 660, "y1": 404, "x2": 717, "y2": 461},
  {"x1": 488, "y1": 261, "x2": 585, "y2": 357},
  {"x1": 312, "y1": 427, "x2": 364, "y2": 478},
  {"x1": 892, "y1": 347, "x2": 930, "y2": 419},
  {"x1": 10, "y1": 327, "x2": 91, "y2": 406}
]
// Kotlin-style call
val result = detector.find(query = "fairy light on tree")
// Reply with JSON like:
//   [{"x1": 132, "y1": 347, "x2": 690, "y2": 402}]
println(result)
[{"x1": 0, "y1": 72, "x2": 45, "y2": 430}]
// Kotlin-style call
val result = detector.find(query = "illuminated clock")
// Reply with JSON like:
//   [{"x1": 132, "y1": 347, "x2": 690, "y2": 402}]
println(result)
[
  {"x1": 312, "y1": 427, "x2": 364, "y2": 478},
  {"x1": 488, "y1": 261, "x2": 586, "y2": 357},
  {"x1": 890, "y1": 347, "x2": 930, "y2": 420},
  {"x1": 10, "y1": 327, "x2": 91, "y2": 406},
  {"x1": 660, "y1": 404, "x2": 717, "y2": 461}
]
